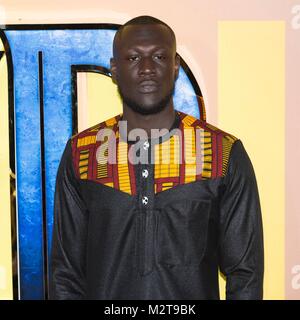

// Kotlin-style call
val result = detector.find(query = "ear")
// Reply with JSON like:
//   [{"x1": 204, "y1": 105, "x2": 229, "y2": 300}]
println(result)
[
  {"x1": 174, "y1": 53, "x2": 180, "y2": 80},
  {"x1": 110, "y1": 57, "x2": 117, "y2": 84}
]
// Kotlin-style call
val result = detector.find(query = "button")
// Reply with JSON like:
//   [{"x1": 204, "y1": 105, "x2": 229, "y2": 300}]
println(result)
[
  {"x1": 143, "y1": 141, "x2": 150, "y2": 150},
  {"x1": 142, "y1": 169, "x2": 149, "y2": 178},
  {"x1": 142, "y1": 196, "x2": 148, "y2": 205}
]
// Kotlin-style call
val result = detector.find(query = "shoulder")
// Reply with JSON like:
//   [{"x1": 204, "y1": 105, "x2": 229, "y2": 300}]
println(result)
[
  {"x1": 179, "y1": 111, "x2": 238, "y2": 142},
  {"x1": 70, "y1": 113, "x2": 121, "y2": 179},
  {"x1": 178, "y1": 111, "x2": 240, "y2": 178},
  {"x1": 71, "y1": 113, "x2": 121, "y2": 149}
]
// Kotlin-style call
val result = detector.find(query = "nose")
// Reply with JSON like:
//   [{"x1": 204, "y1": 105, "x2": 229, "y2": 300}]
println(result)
[{"x1": 138, "y1": 57, "x2": 155, "y2": 76}]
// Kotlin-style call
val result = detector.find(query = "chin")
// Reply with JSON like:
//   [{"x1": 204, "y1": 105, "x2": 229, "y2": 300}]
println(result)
[
  {"x1": 130, "y1": 103, "x2": 167, "y2": 116},
  {"x1": 118, "y1": 86, "x2": 174, "y2": 116}
]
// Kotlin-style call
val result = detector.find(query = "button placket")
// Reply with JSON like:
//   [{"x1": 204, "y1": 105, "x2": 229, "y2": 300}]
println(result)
[
  {"x1": 142, "y1": 196, "x2": 148, "y2": 205},
  {"x1": 143, "y1": 140, "x2": 150, "y2": 150},
  {"x1": 142, "y1": 169, "x2": 149, "y2": 178},
  {"x1": 135, "y1": 140, "x2": 156, "y2": 276}
]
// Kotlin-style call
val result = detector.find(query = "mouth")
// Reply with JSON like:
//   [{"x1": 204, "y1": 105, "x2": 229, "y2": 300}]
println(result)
[{"x1": 138, "y1": 80, "x2": 158, "y2": 94}]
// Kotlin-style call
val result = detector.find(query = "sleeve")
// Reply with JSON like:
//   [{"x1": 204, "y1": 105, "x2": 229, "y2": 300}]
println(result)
[
  {"x1": 218, "y1": 139, "x2": 264, "y2": 300},
  {"x1": 49, "y1": 139, "x2": 88, "y2": 300}
]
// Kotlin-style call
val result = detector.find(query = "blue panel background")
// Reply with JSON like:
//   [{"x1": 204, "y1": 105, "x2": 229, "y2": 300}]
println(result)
[
  {"x1": 6, "y1": 30, "x2": 44, "y2": 299},
  {"x1": 5, "y1": 28, "x2": 200, "y2": 300}
]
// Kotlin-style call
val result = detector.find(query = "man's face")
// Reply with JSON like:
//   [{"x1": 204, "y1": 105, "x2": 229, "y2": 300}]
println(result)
[{"x1": 110, "y1": 24, "x2": 180, "y2": 115}]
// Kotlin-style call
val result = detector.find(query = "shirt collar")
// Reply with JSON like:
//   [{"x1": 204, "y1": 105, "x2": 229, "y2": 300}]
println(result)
[{"x1": 118, "y1": 110, "x2": 182, "y2": 145}]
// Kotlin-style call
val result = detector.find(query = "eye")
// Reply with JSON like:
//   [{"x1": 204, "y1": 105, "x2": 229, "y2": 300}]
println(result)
[
  {"x1": 153, "y1": 54, "x2": 165, "y2": 60},
  {"x1": 128, "y1": 55, "x2": 140, "y2": 62}
]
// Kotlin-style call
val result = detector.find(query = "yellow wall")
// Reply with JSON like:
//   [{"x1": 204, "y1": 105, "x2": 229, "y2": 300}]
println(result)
[
  {"x1": 0, "y1": 43, "x2": 13, "y2": 300},
  {"x1": 218, "y1": 21, "x2": 285, "y2": 299},
  {"x1": 77, "y1": 72, "x2": 122, "y2": 132}
]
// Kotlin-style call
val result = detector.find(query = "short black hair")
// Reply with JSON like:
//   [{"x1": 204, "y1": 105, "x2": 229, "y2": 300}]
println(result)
[{"x1": 113, "y1": 15, "x2": 176, "y2": 57}]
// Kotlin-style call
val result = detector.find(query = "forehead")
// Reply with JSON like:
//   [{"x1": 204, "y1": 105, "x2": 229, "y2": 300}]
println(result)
[{"x1": 117, "y1": 24, "x2": 175, "y2": 51}]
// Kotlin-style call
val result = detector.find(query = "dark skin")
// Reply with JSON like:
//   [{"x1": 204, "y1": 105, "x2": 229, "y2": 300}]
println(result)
[{"x1": 110, "y1": 24, "x2": 180, "y2": 137}]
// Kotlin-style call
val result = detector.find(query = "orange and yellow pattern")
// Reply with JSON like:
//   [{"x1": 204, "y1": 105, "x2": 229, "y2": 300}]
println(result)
[{"x1": 71, "y1": 111, "x2": 237, "y2": 196}]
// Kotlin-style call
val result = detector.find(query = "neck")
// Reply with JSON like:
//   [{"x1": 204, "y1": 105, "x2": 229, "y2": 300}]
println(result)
[{"x1": 122, "y1": 101, "x2": 176, "y2": 138}]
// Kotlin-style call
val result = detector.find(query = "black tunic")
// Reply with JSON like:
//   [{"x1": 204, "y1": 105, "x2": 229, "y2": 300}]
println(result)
[{"x1": 49, "y1": 111, "x2": 264, "y2": 300}]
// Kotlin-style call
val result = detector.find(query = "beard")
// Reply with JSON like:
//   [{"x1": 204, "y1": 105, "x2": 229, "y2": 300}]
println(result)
[{"x1": 117, "y1": 84, "x2": 175, "y2": 116}]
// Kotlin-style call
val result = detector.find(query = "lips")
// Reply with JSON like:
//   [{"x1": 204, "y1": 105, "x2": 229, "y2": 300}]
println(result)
[{"x1": 138, "y1": 80, "x2": 158, "y2": 93}]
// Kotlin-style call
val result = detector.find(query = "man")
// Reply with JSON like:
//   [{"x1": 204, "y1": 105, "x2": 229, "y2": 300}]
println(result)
[{"x1": 49, "y1": 15, "x2": 264, "y2": 300}]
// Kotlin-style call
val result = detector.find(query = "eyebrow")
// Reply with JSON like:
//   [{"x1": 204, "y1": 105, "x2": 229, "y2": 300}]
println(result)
[{"x1": 125, "y1": 46, "x2": 171, "y2": 53}]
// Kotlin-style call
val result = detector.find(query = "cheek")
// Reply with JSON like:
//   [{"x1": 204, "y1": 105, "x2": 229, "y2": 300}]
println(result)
[
  {"x1": 118, "y1": 63, "x2": 136, "y2": 76},
  {"x1": 162, "y1": 69, "x2": 176, "y2": 86},
  {"x1": 116, "y1": 68, "x2": 137, "y2": 87},
  {"x1": 161, "y1": 64, "x2": 176, "y2": 78}
]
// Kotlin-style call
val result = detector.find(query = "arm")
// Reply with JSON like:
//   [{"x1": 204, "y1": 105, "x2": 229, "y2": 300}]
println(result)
[
  {"x1": 218, "y1": 140, "x2": 264, "y2": 300},
  {"x1": 49, "y1": 139, "x2": 88, "y2": 299}
]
